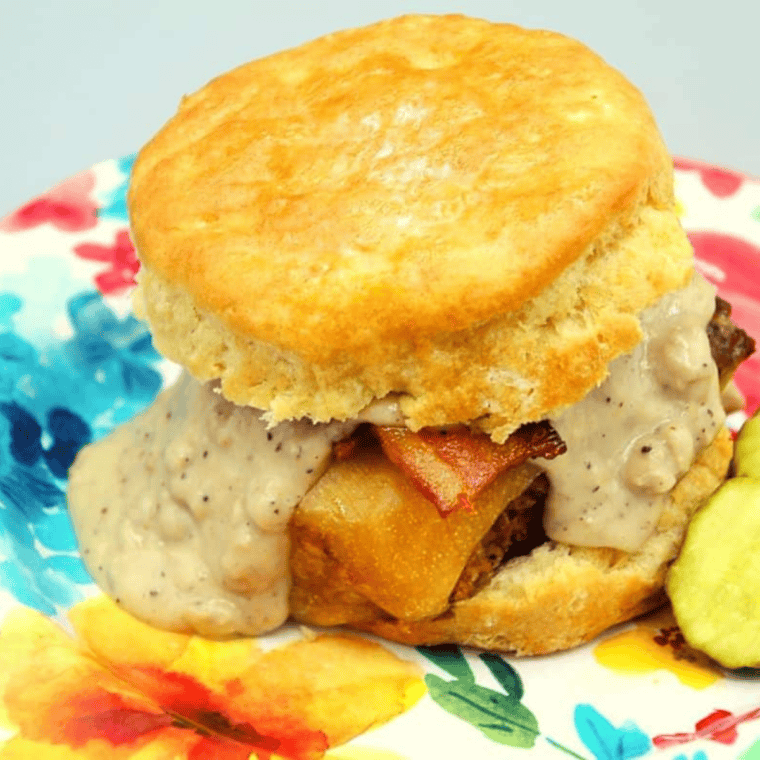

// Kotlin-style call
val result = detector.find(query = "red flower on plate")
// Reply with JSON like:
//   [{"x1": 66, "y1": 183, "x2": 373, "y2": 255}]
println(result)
[
  {"x1": 653, "y1": 706, "x2": 760, "y2": 748},
  {"x1": 73, "y1": 229, "x2": 140, "y2": 294},
  {"x1": 0, "y1": 171, "x2": 98, "y2": 233},
  {"x1": 0, "y1": 599, "x2": 424, "y2": 760},
  {"x1": 675, "y1": 157, "x2": 746, "y2": 198}
]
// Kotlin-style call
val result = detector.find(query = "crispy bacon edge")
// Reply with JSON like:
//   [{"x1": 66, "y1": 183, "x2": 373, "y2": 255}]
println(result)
[{"x1": 374, "y1": 421, "x2": 565, "y2": 517}]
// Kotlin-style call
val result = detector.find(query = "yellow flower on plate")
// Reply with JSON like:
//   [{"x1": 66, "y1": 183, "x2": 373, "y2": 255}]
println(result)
[
  {"x1": 593, "y1": 607, "x2": 723, "y2": 690},
  {"x1": 0, "y1": 596, "x2": 425, "y2": 759}
]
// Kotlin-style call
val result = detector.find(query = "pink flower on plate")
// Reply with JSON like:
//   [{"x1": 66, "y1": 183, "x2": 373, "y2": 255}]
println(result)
[
  {"x1": 74, "y1": 229, "x2": 140, "y2": 294},
  {"x1": 0, "y1": 171, "x2": 98, "y2": 233},
  {"x1": 692, "y1": 230, "x2": 760, "y2": 415},
  {"x1": 675, "y1": 157, "x2": 746, "y2": 198}
]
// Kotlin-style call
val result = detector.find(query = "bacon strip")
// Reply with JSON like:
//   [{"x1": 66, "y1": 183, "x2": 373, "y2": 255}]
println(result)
[{"x1": 375, "y1": 422, "x2": 565, "y2": 516}]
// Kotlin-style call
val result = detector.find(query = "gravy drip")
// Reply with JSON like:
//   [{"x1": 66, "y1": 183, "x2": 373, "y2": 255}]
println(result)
[
  {"x1": 68, "y1": 373, "x2": 354, "y2": 636},
  {"x1": 542, "y1": 274, "x2": 724, "y2": 551}
]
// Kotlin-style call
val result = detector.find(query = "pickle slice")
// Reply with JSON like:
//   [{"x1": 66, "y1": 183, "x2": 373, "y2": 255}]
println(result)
[
  {"x1": 735, "y1": 412, "x2": 760, "y2": 478},
  {"x1": 667, "y1": 477, "x2": 760, "y2": 668}
]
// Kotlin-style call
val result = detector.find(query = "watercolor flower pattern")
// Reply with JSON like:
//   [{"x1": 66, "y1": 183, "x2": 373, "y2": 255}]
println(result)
[
  {"x1": 0, "y1": 287, "x2": 163, "y2": 615},
  {"x1": 675, "y1": 157, "x2": 746, "y2": 199},
  {"x1": 73, "y1": 230, "x2": 139, "y2": 295},
  {"x1": 0, "y1": 597, "x2": 424, "y2": 759},
  {"x1": 573, "y1": 704, "x2": 651, "y2": 760},
  {"x1": 63, "y1": 290, "x2": 162, "y2": 410},
  {"x1": 654, "y1": 709, "x2": 760, "y2": 750},
  {"x1": 1, "y1": 299, "x2": 87, "y2": 615},
  {"x1": 0, "y1": 171, "x2": 98, "y2": 233},
  {"x1": 416, "y1": 641, "x2": 754, "y2": 760},
  {"x1": 97, "y1": 154, "x2": 135, "y2": 222},
  {"x1": 589, "y1": 612, "x2": 760, "y2": 756},
  {"x1": 417, "y1": 644, "x2": 539, "y2": 749},
  {"x1": 593, "y1": 608, "x2": 723, "y2": 690}
]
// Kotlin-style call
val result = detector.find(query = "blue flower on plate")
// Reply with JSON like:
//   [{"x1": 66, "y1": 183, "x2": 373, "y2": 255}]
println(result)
[
  {"x1": 0, "y1": 293, "x2": 23, "y2": 327},
  {"x1": 574, "y1": 704, "x2": 651, "y2": 760},
  {"x1": 0, "y1": 401, "x2": 91, "y2": 478},
  {"x1": 0, "y1": 288, "x2": 163, "y2": 615},
  {"x1": 97, "y1": 153, "x2": 136, "y2": 221},
  {"x1": 63, "y1": 290, "x2": 162, "y2": 421}
]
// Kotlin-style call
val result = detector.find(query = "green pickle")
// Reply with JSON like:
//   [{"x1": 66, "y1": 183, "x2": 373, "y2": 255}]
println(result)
[
  {"x1": 734, "y1": 413, "x2": 760, "y2": 478},
  {"x1": 667, "y1": 415, "x2": 760, "y2": 668}
]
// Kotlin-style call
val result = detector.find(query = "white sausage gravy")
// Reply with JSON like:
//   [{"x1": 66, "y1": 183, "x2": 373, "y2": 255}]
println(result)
[
  {"x1": 68, "y1": 273, "x2": 723, "y2": 636},
  {"x1": 542, "y1": 273, "x2": 724, "y2": 550},
  {"x1": 68, "y1": 376, "x2": 358, "y2": 637}
]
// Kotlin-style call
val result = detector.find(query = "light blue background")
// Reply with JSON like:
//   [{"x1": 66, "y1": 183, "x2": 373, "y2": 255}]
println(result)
[{"x1": 1, "y1": 0, "x2": 757, "y2": 217}]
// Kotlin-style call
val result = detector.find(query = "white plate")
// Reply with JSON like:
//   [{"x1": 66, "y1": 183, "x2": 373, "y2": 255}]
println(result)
[{"x1": 1, "y1": 156, "x2": 760, "y2": 760}]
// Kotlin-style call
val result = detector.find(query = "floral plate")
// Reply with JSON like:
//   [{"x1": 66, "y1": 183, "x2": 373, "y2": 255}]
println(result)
[{"x1": 1, "y1": 157, "x2": 760, "y2": 760}]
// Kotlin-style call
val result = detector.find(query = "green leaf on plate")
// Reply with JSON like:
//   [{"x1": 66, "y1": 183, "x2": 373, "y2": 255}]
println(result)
[
  {"x1": 480, "y1": 651, "x2": 525, "y2": 700},
  {"x1": 417, "y1": 644, "x2": 475, "y2": 682},
  {"x1": 418, "y1": 645, "x2": 539, "y2": 748}
]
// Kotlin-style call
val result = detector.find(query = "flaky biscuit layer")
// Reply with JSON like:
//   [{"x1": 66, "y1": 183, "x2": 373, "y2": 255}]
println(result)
[
  {"x1": 129, "y1": 14, "x2": 690, "y2": 435},
  {"x1": 135, "y1": 202, "x2": 691, "y2": 438}
]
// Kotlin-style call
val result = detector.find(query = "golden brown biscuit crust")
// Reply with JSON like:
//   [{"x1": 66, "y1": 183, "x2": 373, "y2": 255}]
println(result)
[{"x1": 129, "y1": 14, "x2": 690, "y2": 435}]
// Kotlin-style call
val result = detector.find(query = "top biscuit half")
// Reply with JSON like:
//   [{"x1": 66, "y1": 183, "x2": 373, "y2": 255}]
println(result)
[{"x1": 129, "y1": 14, "x2": 694, "y2": 439}]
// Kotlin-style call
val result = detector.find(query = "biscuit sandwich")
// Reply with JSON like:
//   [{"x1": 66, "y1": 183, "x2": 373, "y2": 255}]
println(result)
[{"x1": 67, "y1": 14, "x2": 753, "y2": 655}]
